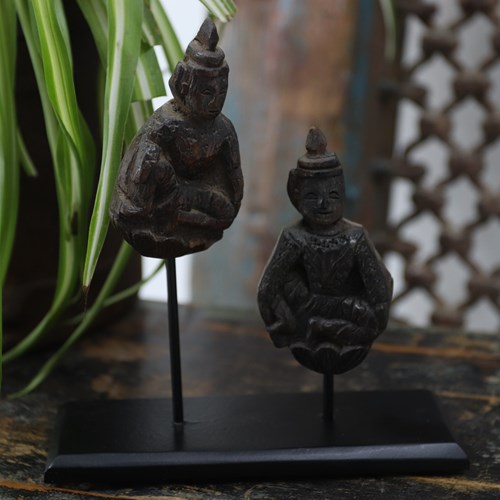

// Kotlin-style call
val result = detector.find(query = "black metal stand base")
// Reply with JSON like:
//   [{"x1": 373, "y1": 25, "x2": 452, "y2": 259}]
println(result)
[{"x1": 45, "y1": 390, "x2": 468, "y2": 484}]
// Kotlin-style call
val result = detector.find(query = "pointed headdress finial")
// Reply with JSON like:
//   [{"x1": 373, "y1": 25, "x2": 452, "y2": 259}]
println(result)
[
  {"x1": 305, "y1": 127, "x2": 327, "y2": 156},
  {"x1": 196, "y1": 17, "x2": 219, "y2": 50},
  {"x1": 185, "y1": 18, "x2": 226, "y2": 69},
  {"x1": 297, "y1": 127, "x2": 342, "y2": 175}
]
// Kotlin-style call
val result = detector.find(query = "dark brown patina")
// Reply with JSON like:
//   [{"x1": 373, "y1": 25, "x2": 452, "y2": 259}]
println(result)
[
  {"x1": 258, "y1": 128, "x2": 393, "y2": 374},
  {"x1": 110, "y1": 19, "x2": 243, "y2": 258}
]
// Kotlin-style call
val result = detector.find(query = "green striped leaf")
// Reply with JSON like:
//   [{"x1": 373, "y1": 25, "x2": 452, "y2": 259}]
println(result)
[
  {"x1": 5, "y1": 0, "x2": 237, "y2": 388},
  {"x1": 10, "y1": 241, "x2": 134, "y2": 398},
  {"x1": 149, "y1": 0, "x2": 183, "y2": 73},
  {"x1": 379, "y1": 0, "x2": 397, "y2": 62},
  {"x1": 32, "y1": 0, "x2": 92, "y2": 170},
  {"x1": 0, "y1": 0, "x2": 18, "y2": 388},
  {"x1": 0, "y1": 0, "x2": 19, "y2": 287},
  {"x1": 79, "y1": 1, "x2": 165, "y2": 104},
  {"x1": 3, "y1": 134, "x2": 82, "y2": 363},
  {"x1": 83, "y1": 0, "x2": 144, "y2": 291},
  {"x1": 132, "y1": 46, "x2": 166, "y2": 102},
  {"x1": 3, "y1": 1, "x2": 87, "y2": 362},
  {"x1": 17, "y1": 128, "x2": 38, "y2": 177},
  {"x1": 78, "y1": 0, "x2": 108, "y2": 66},
  {"x1": 142, "y1": 6, "x2": 162, "y2": 47},
  {"x1": 125, "y1": 100, "x2": 154, "y2": 143},
  {"x1": 199, "y1": 0, "x2": 237, "y2": 22},
  {"x1": 32, "y1": 0, "x2": 96, "y2": 245},
  {"x1": 64, "y1": 256, "x2": 164, "y2": 327},
  {"x1": 15, "y1": 1, "x2": 61, "y2": 166}
]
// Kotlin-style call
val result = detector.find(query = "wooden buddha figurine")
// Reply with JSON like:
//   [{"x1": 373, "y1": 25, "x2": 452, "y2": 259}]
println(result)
[
  {"x1": 258, "y1": 128, "x2": 393, "y2": 375},
  {"x1": 110, "y1": 18, "x2": 243, "y2": 258}
]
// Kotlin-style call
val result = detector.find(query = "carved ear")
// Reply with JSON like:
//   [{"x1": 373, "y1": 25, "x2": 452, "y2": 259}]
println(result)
[
  {"x1": 286, "y1": 171, "x2": 302, "y2": 210},
  {"x1": 169, "y1": 61, "x2": 189, "y2": 100},
  {"x1": 180, "y1": 81, "x2": 190, "y2": 96}
]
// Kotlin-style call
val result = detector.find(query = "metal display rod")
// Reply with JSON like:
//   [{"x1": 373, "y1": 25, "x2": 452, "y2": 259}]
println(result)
[{"x1": 166, "y1": 258, "x2": 184, "y2": 424}]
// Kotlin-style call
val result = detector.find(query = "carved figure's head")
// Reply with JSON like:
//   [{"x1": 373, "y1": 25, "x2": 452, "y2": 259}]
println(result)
[
  {"x1": 287, "y1": 128, "x2": 345, "y2": 228},
  {"x1": 169, "y1": 18, "x2": 229, "y2": 120}
]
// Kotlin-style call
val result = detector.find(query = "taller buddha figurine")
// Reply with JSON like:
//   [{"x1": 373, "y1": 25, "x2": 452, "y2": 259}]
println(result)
[
  {"x1": 258, "y1": 128, "x2": 393, "y2": 375},
  {"x1": 110, "y1": 19, "x2": 243, "y2": 258}
]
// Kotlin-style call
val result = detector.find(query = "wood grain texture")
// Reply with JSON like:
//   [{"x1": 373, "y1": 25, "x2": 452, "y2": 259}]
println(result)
[
  {"x1": 192, "y1": 0, "x2": 361, "y2": 310},
  {"x1": 1, "y1": 301, "x2": 499, "y2": 498},
  {"x1": 257, "y1": 127, "x2": 393, "y2": 375},
  {"x1": 110, "y1": 19, "x2": 242, "y2": 259}
]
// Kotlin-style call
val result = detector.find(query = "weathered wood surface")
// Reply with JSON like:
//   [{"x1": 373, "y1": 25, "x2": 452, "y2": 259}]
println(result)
[
  {"x1": 257, "y1": 127, "x2": 393, "y2": 375},
  {"x1": 1, "y1": 301, "x2": 500, "y2": 499},
  {"x1": 110, "y1": 19, "x2": 242, "y2": 259},
  {"x1": 192, "y1": 0, "x2": 361, "y2": 310}
]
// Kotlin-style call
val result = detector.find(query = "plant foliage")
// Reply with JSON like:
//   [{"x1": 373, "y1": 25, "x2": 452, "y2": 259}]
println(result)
[{"x1": 0, "y1": 0, "x2": 236, "y2": 396}]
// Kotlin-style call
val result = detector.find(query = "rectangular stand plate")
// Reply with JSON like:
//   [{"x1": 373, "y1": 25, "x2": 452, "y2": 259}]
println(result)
[{"x1": 45, "y1": 390, "x2": 469, "y2": 483}]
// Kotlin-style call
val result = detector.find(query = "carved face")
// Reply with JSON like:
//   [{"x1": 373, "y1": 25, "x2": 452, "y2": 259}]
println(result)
[
  {"x1": 296, "y1": 175, "x2": 344, "y2": 228},
  {"x1": 183, "y1": 73, "x2": 228, "y2": 120}
]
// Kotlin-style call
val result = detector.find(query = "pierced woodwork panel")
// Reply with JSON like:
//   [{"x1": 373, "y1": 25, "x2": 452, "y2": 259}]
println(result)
[{"x1": 380, "y1": 0, "x2": 500, "y2": 331}]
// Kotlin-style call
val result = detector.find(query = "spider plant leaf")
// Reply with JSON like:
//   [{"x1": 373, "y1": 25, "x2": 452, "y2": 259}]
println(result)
[
  {"x1": 199, "y1": 0, "x2": 237, "y2": 22},
  {"x1": 125, "y1": 100, "x2": 154, "y2": 143},
  {"x1": 30, "y1": 0, "x2": 95, "y2": 241},
  {"x1": 379, "y1": 0, "x2": 397, "y2": 62},
  {"x1": 3, "y1": 135, "x2": 82, "y2": 363},
  {"x1": 10, "y1": 241, "x2": 133, "y2": 398},
  {"x1": 77, "y1": 0, "x2": 108, "y2": 66},
  {"x1": 17, "y1": 0, "x2": 77, "y2": 220},
  {"x1": 79, "y1": 1, "x2": 165, "y2": 104},
  {"x1": 83, "y1": 0, "x2": 144, "y2": 291},
  {"x1": 4, "y1": 1, "x2": 89, "y2": 362},
  {"x1": 149, "y1": 0, "x2": 183, "y2": 73},
  {"x1": 0, "y1": 0, "x2": 19, "y2": 287},
  {"x1": 32, "y1": 0, "x2": 93, "y2": 171},
  {"x1": 17, "y1": 128, "x2": 38, "y2": 177},
  {"x1": 132, "y1": 45, "x2": 166, "y2": 102},
  {"x1": 0, "y1": 0, "x2": 17, "y2": 73},
  {"x1": 142, "y1": 6, "x2": 162, "y2": 47},
  {"x1": 32, "y1": 0, "x2": 96, "y2": 256},
  {"x1": 15, "y1": 1, "x2": 60, "y2": 164},
  {"x1": 102, "y1": 257, "x2": 164, "y2": 307},
  {"x1": 220, "y1": 0, "x2": 237, "y2": 12},
  {"x1": 64, "y1": 257, "x2": 164, "y2": 327},
  {"x1": 0, "y1": 0, "x2": 18, "y2": 388}
]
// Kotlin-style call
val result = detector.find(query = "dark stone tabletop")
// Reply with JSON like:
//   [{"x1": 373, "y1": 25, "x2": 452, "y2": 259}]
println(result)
[{"x1": 1, "y1": 301, "x2": 499, "y2": 499}]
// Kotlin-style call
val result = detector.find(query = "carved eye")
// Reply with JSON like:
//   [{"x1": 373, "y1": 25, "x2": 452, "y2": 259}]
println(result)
[
  {"x1": 202, "y1": 89, "x2": 214, "y2": 96},
  {"x1": 329, "y1": 191, "x2": 340, "y2": 199},
  {"x1": 305, "y1": 192, "x2": 318, "y2": 200}
]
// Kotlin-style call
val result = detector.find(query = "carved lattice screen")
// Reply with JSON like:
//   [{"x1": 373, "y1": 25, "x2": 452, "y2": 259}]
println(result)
[{"x1": 380, "y1": 0, "x2": 500, "y2": 332}]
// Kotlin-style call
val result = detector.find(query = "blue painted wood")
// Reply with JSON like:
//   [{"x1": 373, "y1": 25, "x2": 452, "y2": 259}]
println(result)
[
  {"x1": 343, "y1": 0, "x2": 377, "y2": 214},
  {"x1": 192, "y1": 0, "x2": 379, "y2": 310}
]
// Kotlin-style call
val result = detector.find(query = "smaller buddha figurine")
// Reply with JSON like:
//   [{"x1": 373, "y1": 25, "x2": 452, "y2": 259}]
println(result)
[
  {"x1": 110, "y1": 18, "x2": 243, "y2": 258},
  {"x1": 257, "y1": 128, "x2": 393, "y2": 375}
]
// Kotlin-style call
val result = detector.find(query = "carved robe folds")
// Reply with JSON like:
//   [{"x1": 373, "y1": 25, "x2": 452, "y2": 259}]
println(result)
[{"x1": 110, "y1": 18, "x2": 243, "y2": 259}]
